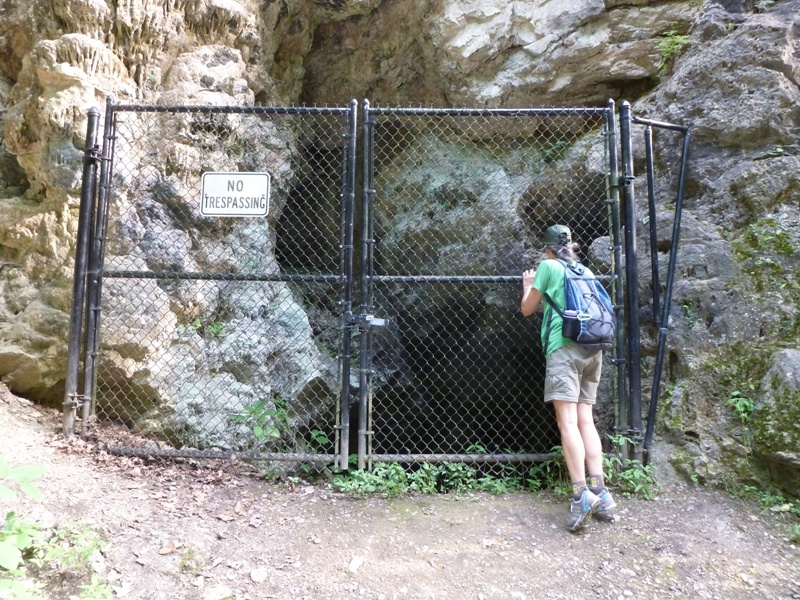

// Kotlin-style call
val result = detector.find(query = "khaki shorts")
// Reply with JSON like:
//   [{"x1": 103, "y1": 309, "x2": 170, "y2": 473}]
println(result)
[{"x1": 543, "y1": 343, "x2": 603, "y2": 404}]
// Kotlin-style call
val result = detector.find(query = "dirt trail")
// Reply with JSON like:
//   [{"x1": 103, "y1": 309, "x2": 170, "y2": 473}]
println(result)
[{"x1": 1, "y1": 388, "x2": 798, "y2": 600}]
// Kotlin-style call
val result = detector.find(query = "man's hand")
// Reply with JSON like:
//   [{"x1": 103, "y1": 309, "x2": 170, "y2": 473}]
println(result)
[
  {"x1": 522, "y1": 269, "x2": 536, "y2": 290},
  {"x1": 520, "y1": 269, "x2": 542, "y2": 317}
]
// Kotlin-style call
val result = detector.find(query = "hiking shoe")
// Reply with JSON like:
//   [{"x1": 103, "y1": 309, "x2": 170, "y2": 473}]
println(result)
[
  {"x1": 593, "y1": 489, "x2": 617, "y2": 523},
  {"x1": 567, "y1": 489, "x2": 601, "y2": 532}
]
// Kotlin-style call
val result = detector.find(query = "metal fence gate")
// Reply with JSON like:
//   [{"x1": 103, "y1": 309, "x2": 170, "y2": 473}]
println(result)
[{"x1": 64, "y1": 98, "x2": 687, "y2": 472}]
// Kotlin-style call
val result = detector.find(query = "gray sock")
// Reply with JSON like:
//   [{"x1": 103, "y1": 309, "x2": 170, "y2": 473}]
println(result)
[
  {"x1": 571, "y1": 480, "x2": 587, "y2": 501},
  {"x1": 589, "y1": 475, "x2": 605, "y2": 495}
]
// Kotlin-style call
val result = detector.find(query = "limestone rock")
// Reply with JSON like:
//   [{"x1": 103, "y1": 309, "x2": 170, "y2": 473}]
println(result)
[{"x1": 754, "y1": 349, "x2": 800, "y2": 496}]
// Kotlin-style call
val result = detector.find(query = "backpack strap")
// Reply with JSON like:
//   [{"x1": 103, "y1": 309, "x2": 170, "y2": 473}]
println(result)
[
  {"x1": 542, "y1": 292, "x2": 563, "y2": 317},
  {"x1": 555, "y1": 257, "x2": 585, "y2": 276}
]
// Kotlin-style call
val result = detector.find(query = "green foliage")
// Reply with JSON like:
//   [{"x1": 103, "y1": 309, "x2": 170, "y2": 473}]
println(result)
[
  {"x1": 730, "y1": 484, "x2": 800, "y2": 542},
  {"x1": 230, "y1": 398, "x2": 291, "y2": 444},
  {"x1": 332, "y1": 458, "x2": 526, "y2": 496},
  {"x1": 682, "y1": 302, "x2": 697, "y2": 328},
  {"x1": 0, "y1": 512, "x2": 40, "y2": 573},
  {"x1": 656, "y1": 25, "x2": 691, "y2": 70},
  {"x1": 477, "y1": 464, "x2": 523, "y2": 494},
  {"x1": 731, "y1": 218, "x2": 798, "y2": 301},
  {"x1": 190, "y1": 318, "x2": 227, "y2": 339},
  {"x1": 0, "y1": 460, "x2": 45, "y2": 574},
  {"x1": 704, "y1": 343, "x2": 771, "y2": 405},
  {"x1": 542, "y1": 139, "x2": 571, "y2": 163},
  {"x1": 727, "y1": 386, "x2": 756, "y2": 425},
  {"x1": 31, "y1": 520, "x2": 105, "y2": 573},
  {"x1": 605, "y1": 456, "x2": 657, "y2": 500},
  {"x1": 308, "y1": 429, "x2": 331, "y2": 448},
  {"x1": 407, "y1": 464, "x2": 440, "y2": 494},
  {"x1": 604, "y1": 435, "x2": 658, "y2": 500},
  {"x1": 0, "y1": 461, "x2": 46, "y2": 504},
  {"x1": 331, "y1": 463, "x2": 409, "y2": 495},
  {"x1": 788, "y1": 524, "x2": 800, "y2": 544},
  {"x1": 526, "y1": 446, "x2": 570, "y2": 495},
  {"x1": 0, "y1": 462, "x2": 111, "y2": 599}
]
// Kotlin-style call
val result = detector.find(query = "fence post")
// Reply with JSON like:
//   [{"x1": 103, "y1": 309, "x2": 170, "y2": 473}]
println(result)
[
  {"x1": 357, "y1": 100, "x2": 377, "y2": 471},
  {"x1": 63, "y1": 107, "x2": 101, "y2": 437},
  {"x1": 619, "y1": 101, "x2": 643, "y2": 462},
  {"x1": 337, "y1": 99, "x2": 359, "y2": 470},
  {"x1": 644, "y1": 127, "x2": 691, "y2": 461},
  {"x1": 80, "y1": 97, "x2": 115, "y2": 433},
  {"x1": 604, "y1": 99, "x2": 628, "y2": 446}
]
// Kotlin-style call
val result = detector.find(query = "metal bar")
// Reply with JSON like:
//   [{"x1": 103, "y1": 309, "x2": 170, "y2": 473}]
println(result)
[
  {"x1": 368, "y1": 453, "x2": 556, "y2": 463},
  {"x1": 109, "y1": 448, "x2": 340, "y2": 461},
  {"x1": 103, "y1": 271, "x2": 342, "y2": 282},
  {"x1": 63, "y1": 107, "x2": 101, "y2": 438},
  {"x1": 337, "y1": 100, "x2": 358, "y2": 470},
  {"x1": 107, "y1": 447, "x2": 563, "y2": 464},
  {"x1": 369, "y1": 274, "x2": 616, "y2": 283},
  {"x1": 357, "y1": 99, "x2": 377, "y2": 471},
  {"x1": 631, "y1": 115, "x2": 689, "y2": 133},
  {"x1": 644, "y1": 129, "x2": 691, "y2": 459},
  {"x1": 605, "y1": 99, "x2": 628, "y2": 445},
  {"x1": 80, "y1": 97, "x2": 116, "y2": 433},
  {"x1": 644, "y1": 126, "x2": 661, "y2": 326},
  {"x1": 620, "y1": 101, "x2": 643, "y2": 460},
  {"x1": 109, "y1": 104, "x2": 350, "y2": 116},
  {"x1": 369, "y1": 107, "x2": 608, "y2": 117}
]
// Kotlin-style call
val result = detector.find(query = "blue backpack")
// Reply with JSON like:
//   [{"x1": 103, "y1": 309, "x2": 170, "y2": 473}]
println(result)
[{"x1": 542, "y1": 259, "x2": 616, "y2": 354}]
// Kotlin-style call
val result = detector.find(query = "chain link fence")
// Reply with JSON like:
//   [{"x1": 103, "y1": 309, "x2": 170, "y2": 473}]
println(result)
[
  {"x1": 66, "y1": 100, "x2": 623, "y2": 473},
  {"x1": 358, "y1": 105, "x2": 620, "y2": 467}
]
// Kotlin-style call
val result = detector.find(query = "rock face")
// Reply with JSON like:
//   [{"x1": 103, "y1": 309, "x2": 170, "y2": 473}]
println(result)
[{"x1": 0, "y1": 0, "x2": 798, "y2": 492}]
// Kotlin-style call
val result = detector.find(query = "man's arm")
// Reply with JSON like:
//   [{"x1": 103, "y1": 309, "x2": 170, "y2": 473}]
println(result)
[{"x1": 521, "y1": 269, "x2": 543, "y2": 317}]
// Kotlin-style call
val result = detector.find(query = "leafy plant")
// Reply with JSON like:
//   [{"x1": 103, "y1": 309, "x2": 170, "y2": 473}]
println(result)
[
  {"x1": 438, "y1": 463, "x2": 478, "y2": 493},
  {"x1": 408, "y1": 464, "x2": 440, "y2": 494},
  {"x1": 0, "y1": 460, "x2": 45, "y2": 574},
  {"x1": 732, "y1": 484, "x2": 800, "y2": 542},
  {"x1": 0, "y1": 462, "x2": 111, "y2": 599},
  {"x1": 727, "y1": 388, "x2": 756, "y2": 425},
  {"x1": 477, "y1": 464, "x2": 523, "y2": 494},
  {"x1": 608, "y1": 458, "x2": 657, "y2": 500},
  {"x1": 527, "y1": 446, "x2": 570, "y2": 495},
  {"x1": 190, "y1": 318, "x2": 227, "y2": 339},
  {"x1": 331, "y1": 463, "x2": 408, "y2": 495},
  {"x1": 604, "y1": 435, "x2": 658, "y2": 499},
  {"x1": 656, "y1": 25, "x2": 691, "y2": 70},
  {"x1": 308, "y1": 429, "x2": 331, "y2": 449},
  {"x1": 230, "y1": 398, "x2": 291, "y2": 444}
]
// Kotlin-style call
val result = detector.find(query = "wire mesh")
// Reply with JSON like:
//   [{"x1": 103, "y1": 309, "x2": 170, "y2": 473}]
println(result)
[
  {"x1": 361, "y1": 106, "x2": 616, "y2": 463},
  {"x1": 93, "y1": 105, "x2": 353, "y2": 468},
  {"x1": 84, "y1": 102, "x2": 618, "y2": 471}
]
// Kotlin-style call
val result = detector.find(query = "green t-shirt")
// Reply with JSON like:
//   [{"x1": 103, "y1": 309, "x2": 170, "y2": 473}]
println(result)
[{"x1": 532, "y1": 259, "x2": 571, "y2": 356}]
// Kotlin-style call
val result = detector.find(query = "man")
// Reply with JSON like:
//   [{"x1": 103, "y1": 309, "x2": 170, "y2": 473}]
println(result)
[{"x1": 521, "y1": 224, "x2": 616, "y2": 532}]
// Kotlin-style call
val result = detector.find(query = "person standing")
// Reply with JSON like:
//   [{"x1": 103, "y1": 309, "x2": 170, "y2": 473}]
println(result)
[{"x1": 521, "y1": 224, "x2": 616, "y2": 532}]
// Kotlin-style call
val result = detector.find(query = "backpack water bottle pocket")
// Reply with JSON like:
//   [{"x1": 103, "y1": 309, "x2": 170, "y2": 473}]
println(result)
[{"x1": 562, "y1": 310, "x2": 581, "y2": 340}]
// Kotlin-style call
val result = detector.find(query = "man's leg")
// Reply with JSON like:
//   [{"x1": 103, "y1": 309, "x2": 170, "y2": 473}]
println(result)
[
  {"x1": 552, "y1": 400, "x2": 600, "y2": 532},
  {"x1": 576, "y1": 402, "x2": 602, "y2": 478},
  {"x1": 552, "y1": 400, "x2": 585, "y2": 483}
]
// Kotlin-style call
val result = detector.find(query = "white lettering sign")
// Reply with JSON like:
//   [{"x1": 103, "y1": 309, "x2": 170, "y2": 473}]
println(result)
[{"x1": 200, "y1": 172, "x2": 270, "y2": 217}]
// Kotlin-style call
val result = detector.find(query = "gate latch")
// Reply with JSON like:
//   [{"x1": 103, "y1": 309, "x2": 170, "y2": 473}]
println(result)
[{"x1": 349, "y1": 314, "x2": 387, "y2": 328}]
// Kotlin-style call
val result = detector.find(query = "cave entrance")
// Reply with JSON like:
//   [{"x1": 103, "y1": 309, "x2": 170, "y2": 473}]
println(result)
[{"x1": 65, "y1": 99, "x2": 689, "y2": 472}]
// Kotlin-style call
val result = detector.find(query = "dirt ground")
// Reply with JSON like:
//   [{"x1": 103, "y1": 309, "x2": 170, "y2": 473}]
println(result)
[{"x1": 1, "y1": 386, "x2": 798, "y2": 600}]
